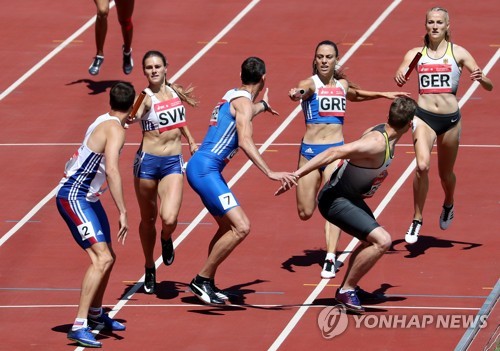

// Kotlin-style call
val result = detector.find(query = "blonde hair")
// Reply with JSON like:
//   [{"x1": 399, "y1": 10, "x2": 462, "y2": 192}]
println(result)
[{"x1": 424, "y1": 7, "x2": 451, "y2": 46}]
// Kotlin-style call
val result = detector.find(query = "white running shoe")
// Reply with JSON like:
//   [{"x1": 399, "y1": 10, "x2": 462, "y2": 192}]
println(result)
[
  {"x1": 321, "y1": 258, "x2": 336, "y2": 279},
  {"x1": 405, "y1": 219, "x2": 422, "y2": 244},
  {"x1": 439, "y1": 204, "x2": 454, "y2": 230}
]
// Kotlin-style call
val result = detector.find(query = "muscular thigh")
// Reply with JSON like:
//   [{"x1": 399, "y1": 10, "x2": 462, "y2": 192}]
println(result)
[
  {"x1": 296, "y1": 155, "x2": 322, "y2": 213},
  {"x1": 413, "y1": 117, "x2": 436, "y2": 166},
  {"x1": 115, "y1": 0, "x2": 134, "y2": 18},
  {"x1": 158, "y1": 174, "x2": 183, "y2": 218},
  {"x1": 56, "y1": 198, "x2": 111, "y2": 250},
  {"x1": 437, "y1": 121, "x2": 461, "y2": 174},
  {"x1": 317, "y1": 194, "x2": 378, "y2": 241}
]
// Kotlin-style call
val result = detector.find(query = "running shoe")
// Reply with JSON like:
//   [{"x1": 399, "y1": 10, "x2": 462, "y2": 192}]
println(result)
[
  {"x1": 189, "y1": 278, "x2": 225, "y2": 305},
  {"x1": 355, "y1": 286, "x2": 386, "y2": 302},
  {"x1": 161, "y1": 236, "x2": 175, "y2": 266},
  {"x1": 210, "y1": 280, "x2": 229, "y2": 301},
  {"x1": 144, "y1": 267, "x2": 156, "y2": 294},
  {"x1": 88, "y1": 55, "x2": 104, "y2": 76},
  {"x1": 335, "y1": 288, "x2": 364, "y2": 313},
  {"x1": 320, "y1": 258, "x2": 336, "y2": 279},
  {"x1": 89, "y1": 312, "x2": 126, "y2": 331},
  {"x1": 122, "y1": 46, "x2": 133, "y2": 75},
  {"x1": 439, "y1": 204, "x2": 454, "y2": 230},
  {"x1": 67, "y1": 327, "x2": 102, "y2": 348},
  {"x1": 405, "y1": 219, "x2": 422, "y2": 244}
]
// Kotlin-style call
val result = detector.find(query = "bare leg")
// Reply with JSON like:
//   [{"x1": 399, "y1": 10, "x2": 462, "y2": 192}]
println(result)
[
  {"x1": 134, "y1": 177, "x2": 159, "y2": 269},
  {"x1": 76, "y1": 242, "x2": 114, "y2": 319},
  {"x1": 341, "y1": 228, "x2": 392, "y2": 290},
  {"x1": 115, "y1": 0, "x2": 134, "y2": 52},
  {"x1": 198, "y1": 207, "x2": 250, "y2": 279},
  {"x1": 437, "y1": 122, "x2": 460, "y2": 206},
  {"x1": 93, "y1": 0, "x2": 110, "y2": 56},
  {"x1": 412, "y1": 119, "x2": 436, "y2": 221}
]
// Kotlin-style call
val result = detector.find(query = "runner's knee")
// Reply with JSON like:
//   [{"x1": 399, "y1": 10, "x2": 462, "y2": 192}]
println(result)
[{"x1": 118, "y1": 17, "x2": 133, "y2": 31}]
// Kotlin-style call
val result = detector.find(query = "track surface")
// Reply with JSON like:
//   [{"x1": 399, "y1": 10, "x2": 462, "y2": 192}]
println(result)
[{"x1": 0, "y1": 1, "x2": 499, "y2": 350}]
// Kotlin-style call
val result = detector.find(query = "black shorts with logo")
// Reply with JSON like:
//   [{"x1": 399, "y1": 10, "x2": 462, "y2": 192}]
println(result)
[
  {"x1": 317, "y1": 186, "x2": 380, "y2": 241},
  {"x1": 415, "y1": 106, "x2": 461, "y2": 136}
]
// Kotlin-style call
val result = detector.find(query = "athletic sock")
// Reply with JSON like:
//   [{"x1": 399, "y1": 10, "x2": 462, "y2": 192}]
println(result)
[
  {"x1": 72, "y1": 318, "x2": 88, "y2": 331},
  {"x1": 88, "y1": 307, "x2": 102, "y2": 319},
  {"x1": 325, "y1": 252, "x2": 336, "y2": 261},
  {"x1": 339, "y1": 287, "x2": 355, "y2": 294},
  {"x1": 195, "y1": 274, "x2": 211, "y2": 284}
]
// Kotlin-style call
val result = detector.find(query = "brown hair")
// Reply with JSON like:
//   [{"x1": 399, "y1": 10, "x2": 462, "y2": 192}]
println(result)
[
  {"x1": 313, "y1": 40, "x2": 357, "y2": 89},
  {"x1": 142, "y1": 50, "x2": 199, "y2": 107}
]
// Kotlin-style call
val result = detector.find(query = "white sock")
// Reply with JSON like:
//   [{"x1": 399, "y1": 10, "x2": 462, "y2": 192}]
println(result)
[
  {"x1": 339, "y1": 287, "x2": 355, "y2": 294},
  {"x1": 72, "y1": 318, "x2": 87, "y2": 331},
  {"x1": 325, "y1": 252, "x2": 336, "y2": 261}
]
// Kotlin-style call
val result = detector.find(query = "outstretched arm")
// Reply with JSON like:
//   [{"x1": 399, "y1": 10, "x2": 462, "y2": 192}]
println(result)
[
  {"x1": 234, "y1": 98, "x2": 296, "y2": 187},
  {"x1": 252, "y1": 88, "x2": 279, "y2": 116},
  {"x1": 275, "y1": 131, "x2": 383, "y2": 195},
  {"x1": 347, "y1": 87, "x2": 411, "y2": 102}
]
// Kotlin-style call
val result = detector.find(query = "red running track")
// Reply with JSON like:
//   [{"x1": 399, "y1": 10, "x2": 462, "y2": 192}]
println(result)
[{"x1": 0, "y1": 0, "x2": 499, "y2": 350}]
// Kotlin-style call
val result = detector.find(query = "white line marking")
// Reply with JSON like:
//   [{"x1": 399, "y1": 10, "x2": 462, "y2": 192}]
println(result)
[
  {"x1": 0, "y1": 2, "x2": 116, "y2": 102},
  {"x1": 0, "y1": 186, "x2": 59, "y2": 247},
  {"x1": 0, "y1": 304, "x2": 481, "y2": 311}
]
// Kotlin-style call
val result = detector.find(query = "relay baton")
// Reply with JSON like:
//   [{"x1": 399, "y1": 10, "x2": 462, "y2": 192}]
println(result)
[
  {"x1": 292, "y1": 89, "x2": 305, "y2": 98},
  {"x1": 130, "y1": 91, "x2": 146, "y2": 118},
  {"x1": 397, "y1": 52, "x2": 422, "y2": 87},
  {"x1": 129, "y1": 91, "x2": 146, "y2": 118}
]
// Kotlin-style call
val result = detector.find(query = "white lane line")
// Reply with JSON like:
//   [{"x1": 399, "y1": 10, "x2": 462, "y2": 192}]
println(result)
[{"x1": 0, "y1": 2, "x2": 116, "y2": 102}]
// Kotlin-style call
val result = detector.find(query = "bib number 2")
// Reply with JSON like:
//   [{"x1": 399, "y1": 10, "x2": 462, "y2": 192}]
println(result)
[{"x1": 77, "y1": 221, "x2": 97, "y2": 241}]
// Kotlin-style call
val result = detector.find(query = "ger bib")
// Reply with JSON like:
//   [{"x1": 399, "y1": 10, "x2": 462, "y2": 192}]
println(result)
[{"x1": 418, "y1": 64, "x2": 452, "y2": 94}]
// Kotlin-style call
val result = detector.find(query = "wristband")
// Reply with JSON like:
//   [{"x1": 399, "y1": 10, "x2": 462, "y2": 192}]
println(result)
[{"x1": 260, "y1": 100, "x2": 269, "y2": 112}]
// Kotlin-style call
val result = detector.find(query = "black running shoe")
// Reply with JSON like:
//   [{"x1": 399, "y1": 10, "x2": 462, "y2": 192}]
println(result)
[
  {"x1": 88, "y1": 55, "x2": 104, "y2": 75},
  {"x1": 144, "y1": 267, "x2": 156, "y2": 294},
  {"x1": 210, "y1": 280, "x2": 229, "y2": 300},
  {"x1": 161, "y1": 237, "x2": 175, "y2": 266},
  {"x1": 189, "y1": 278, "x2": 225, "y2": 305},
  {"x1": 122, "y1": 46, "x2": 133, "y2": 75}
]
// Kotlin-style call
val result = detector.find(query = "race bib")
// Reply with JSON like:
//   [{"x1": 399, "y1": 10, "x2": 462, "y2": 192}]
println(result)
[
  {"x1": 362, "y1": 170, "x2": 388, "y2": 198},
  {"x1": 77, "y1": 221, "x2": 97, "y2": 241},
  {"x1": 154, "y1": 98, "x2": 187, "y2": 132},
  {"x1": 418, "y1": 64, "x2": 452, "y2": 94},
  {"x1": 218, "y1": 192, "x2": 238, "y2": 210},
  {"x1": 317, "y1": 87, "x2": 346, "y2": 117},
  {"x1": 210, "y1": 100, "x2": 226, "y2": 126}
]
